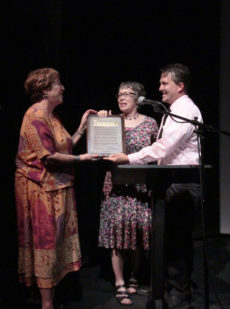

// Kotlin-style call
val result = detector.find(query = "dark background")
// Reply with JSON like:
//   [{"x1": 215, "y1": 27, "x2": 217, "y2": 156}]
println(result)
[{"x1": 1, "y1": 0, "x2": 220, "y2": 269}]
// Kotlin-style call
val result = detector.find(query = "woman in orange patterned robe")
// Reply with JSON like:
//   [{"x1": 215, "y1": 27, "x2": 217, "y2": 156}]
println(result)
[{"x1": 15, "y1": 68, "x2": 98, "y2": 309}]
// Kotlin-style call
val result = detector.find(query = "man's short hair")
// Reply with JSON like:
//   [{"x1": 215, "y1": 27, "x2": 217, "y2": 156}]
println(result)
[{"x1": 160, "y1": 63, "x2": 191, "y2": 93}]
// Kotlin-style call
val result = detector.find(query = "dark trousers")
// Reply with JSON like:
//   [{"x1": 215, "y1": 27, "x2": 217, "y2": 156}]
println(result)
[{"x1": 164, "y1": 183, "x2": 200, "y2": 292}]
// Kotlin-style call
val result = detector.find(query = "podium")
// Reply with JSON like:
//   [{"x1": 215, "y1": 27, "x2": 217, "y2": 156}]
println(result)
[{"x1": 111, "y1": 164, "x2": 204, "y2": 309}]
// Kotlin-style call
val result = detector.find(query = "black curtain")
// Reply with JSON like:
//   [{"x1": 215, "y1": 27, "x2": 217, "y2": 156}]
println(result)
[{"x1": 1, "y1": 0, "x2": 220, "y2": 269}]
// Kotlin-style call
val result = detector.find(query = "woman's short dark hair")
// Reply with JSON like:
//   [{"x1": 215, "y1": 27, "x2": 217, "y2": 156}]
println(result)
[
  {"x1": 24, "y1": 67, "x2": 60, "y2": 103},
  {"x1": 118, "y1": 81, "x2": 146, "y2": 99},
  {"x1": 160, "y1": 63, "x2": 191, "y2": 93}
]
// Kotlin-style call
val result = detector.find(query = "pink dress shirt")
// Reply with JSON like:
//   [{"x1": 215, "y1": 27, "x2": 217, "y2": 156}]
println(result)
[{"x1": 128, "y1": 95, "x2": 203, "y2": 165}]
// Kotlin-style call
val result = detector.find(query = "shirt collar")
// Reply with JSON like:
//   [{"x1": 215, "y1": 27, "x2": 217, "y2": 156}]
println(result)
[{"x1": 170, "y1": 94, "x2": 188, "y2": 110}]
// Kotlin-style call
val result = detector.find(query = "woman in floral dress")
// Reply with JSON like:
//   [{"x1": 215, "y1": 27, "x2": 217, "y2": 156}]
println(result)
[
  {"x1": 15, "y1": 67, "x2": 98, "y2": 309},
  {"x1": 98, "y1": 81, "x2": 158, "y2": 306}
]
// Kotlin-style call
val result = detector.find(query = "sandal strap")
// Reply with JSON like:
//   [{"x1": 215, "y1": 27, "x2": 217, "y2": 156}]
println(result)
[
  {"x1": 128, "y1": 278, "x2": 139, "y2": 287},
  {"x1": 114, "y1": 288, "x2": 133, "y2": 306},
  {"x1": 115, "y1": 284, "x2": 126, "y2": 291},
  {"x1": 116, "y1": 290, "x2": 128, "y2": 297},
  {"x1": 115, "y1": 284, "x2": 128, "y2": 297},
  {"x1": 116, "y1": 293, "x2": 130, "y2": 299}
]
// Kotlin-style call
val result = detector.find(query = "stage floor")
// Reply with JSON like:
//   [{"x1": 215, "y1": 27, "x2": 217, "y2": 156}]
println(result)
[{"x1": 1, "y1": 236, "x2": 230, "y2": 309}]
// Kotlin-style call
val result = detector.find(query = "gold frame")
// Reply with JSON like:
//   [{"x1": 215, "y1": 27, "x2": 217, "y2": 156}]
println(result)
[{"x1": 87, "y1": 115, "x2": 126, "y2": 156}]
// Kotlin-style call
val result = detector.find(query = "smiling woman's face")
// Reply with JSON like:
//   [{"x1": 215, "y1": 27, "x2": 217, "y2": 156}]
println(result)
[
  {"x1": 117, "y1": 87, "x2": 137, "y2": 114},
  {"x1": 44, "y1": 79, "x2": 65, "y2": 107}
]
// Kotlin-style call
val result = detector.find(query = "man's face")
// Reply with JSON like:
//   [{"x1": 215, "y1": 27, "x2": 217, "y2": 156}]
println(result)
[{"x1": 159, "y1": 73, "x2": 183, "y2": 105}]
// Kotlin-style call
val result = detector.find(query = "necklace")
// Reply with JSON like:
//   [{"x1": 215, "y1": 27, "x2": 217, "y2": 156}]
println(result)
[{"x1": 124, "y1": 113, "x2": 139, "y2": 120}]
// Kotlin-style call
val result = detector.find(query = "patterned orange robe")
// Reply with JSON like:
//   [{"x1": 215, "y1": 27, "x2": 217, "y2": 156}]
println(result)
[{"x1": 15, "y1": 103, "x2": 81, "y2": 288}]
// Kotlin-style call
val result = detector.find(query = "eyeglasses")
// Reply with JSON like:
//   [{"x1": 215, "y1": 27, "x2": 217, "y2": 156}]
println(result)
[{"x1": 116, "y1": 92, "x2": 136, "y2": 99}]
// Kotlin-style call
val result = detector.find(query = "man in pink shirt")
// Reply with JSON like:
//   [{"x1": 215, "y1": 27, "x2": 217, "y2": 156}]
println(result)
[{"x1": 106, "y1": 63, "x2": 201, "y2": 308}]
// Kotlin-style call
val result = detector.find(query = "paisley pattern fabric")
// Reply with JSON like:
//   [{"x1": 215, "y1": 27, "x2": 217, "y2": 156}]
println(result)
[
  {"x1": 16, "y1": 104, "x2": 74, "y2": 191},
  {"x1": 98, "y1": 116, "x2": 158, "y2": 250},
  {"x1": 15, "y1": 104, "x2": 81, "y2": 288}
]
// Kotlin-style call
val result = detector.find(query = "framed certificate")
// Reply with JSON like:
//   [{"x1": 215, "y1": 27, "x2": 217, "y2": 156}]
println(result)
[{"x1": 87, "y1": 115, "x2": 126, "y2": 156}]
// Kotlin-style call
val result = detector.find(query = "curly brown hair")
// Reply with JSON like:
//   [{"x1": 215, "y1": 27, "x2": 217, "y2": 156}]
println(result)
[{"x1": 24, "y1": 67, "x2": 60, "y2": 103}]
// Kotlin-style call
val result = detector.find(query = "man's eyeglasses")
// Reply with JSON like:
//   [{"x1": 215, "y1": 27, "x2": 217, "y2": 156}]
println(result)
[{"x1": 116, "y1": 92, "x2": 136, "y2": 99}]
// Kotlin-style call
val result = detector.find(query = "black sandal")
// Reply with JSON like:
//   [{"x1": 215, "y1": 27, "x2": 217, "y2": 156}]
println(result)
[
  {"x1": 127, "y1": 277, "x2": 139, "y2": 295},
  {"x1": 114, "y1": 285, "x2": 133, "y2": 306}
]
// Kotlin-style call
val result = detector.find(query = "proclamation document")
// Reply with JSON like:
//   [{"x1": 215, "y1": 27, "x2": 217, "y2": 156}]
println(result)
[{"x1": 87, "y1": 115, "x2": 126, "y2": 156}]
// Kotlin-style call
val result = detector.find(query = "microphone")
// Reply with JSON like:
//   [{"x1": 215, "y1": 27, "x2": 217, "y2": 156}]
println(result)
[{"x1": 137, "y1": 96, "x2": 162, "y2": 107}]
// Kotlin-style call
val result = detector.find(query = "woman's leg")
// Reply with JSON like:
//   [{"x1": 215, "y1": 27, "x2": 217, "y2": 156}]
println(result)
[
  {"x1": 112, "y1": 249, "x2": 132, "y2": 305},
  {"x1": 111, "y1": 249, "x2": 125, "y2": 286},
  {"x1": 131, "y1": 246, "x2": 142, "y2": 279},
  {"x1": 127, "y1": 232, "x2": 143, "y2": 294},
  {"x1": 40, "y1": 287, "x2": 55, "y2": 309},
  {"x1": 127, "y1": 247, "x2": 141, "y2": 294}
]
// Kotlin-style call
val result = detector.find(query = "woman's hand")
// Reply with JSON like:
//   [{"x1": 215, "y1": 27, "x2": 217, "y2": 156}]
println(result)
[
  {"x1": 79, "y1": 153, "x2": 100, "y2": 161},
  {"x1": 97, "y1": 110, "x2": 112, "y2": 117},
  {"x1": 103, "y1": 153, "x2": 129, "y2": 164},
  {"x1": 78, "y1": 109, "x2": 98, "y2": 133}
]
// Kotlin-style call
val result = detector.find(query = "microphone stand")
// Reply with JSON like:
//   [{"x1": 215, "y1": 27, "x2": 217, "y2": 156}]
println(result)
[
  {"x1": 151, "y1": 102, "x2": 230, "y2": 136},
  {"x1": 148, "y1": 104, "x2": 230, "y2": 309}
]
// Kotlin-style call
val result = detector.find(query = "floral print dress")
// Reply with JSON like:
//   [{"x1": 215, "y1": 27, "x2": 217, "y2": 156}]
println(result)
[{"x1": 98, "y1": 116, "x2": 158, "y2": 250}]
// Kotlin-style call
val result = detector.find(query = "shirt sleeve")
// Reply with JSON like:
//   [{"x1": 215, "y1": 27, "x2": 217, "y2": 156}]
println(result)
[
  {"x1": 24, "y1": 111, "x2": 56, "y2": 160},
  {"x1": 128, "y1": 101, "x2": 201, "y2": 164}
]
